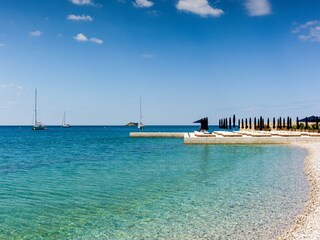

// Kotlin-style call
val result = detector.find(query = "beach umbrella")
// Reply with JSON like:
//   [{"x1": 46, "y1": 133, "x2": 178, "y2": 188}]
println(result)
[
  {"x1": 193, "y1": 117, "x2": 208, "y2": 131},
  {"x1": 193, "y1": 119, "x2": 202, "y2": 123},
  {"x1": 249, "y1": 118, "x2": 252, "y2": 129},
  {"x1": 299, "y1": 116, "x2": 318, "y2": 122}
]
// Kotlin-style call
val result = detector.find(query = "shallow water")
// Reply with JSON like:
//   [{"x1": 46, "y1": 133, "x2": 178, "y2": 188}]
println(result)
[{"x1": 0, "y1": 126, "x2": 309, "y2": 239}]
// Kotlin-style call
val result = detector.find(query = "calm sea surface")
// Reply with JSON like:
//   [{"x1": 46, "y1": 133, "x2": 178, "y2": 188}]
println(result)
[{"x1": 0, "y1": 126, "x2": 309, "y2": 239}]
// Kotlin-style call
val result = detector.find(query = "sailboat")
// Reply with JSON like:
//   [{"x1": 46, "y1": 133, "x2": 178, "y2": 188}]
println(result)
[
  {"x1": 61, "y1": 111, "x2": 71, "y2": 128},
  {"x1": 137, "y1": 96, "x2": 145, "y2": 130},
  {"x1": 32, "y1": 88, "x2": 45, "y2": 130}
]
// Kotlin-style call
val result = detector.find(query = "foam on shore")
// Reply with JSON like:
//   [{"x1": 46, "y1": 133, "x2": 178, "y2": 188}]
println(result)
[{"x1": 279, "y1": 143, "x2": 320, "y2": 240}]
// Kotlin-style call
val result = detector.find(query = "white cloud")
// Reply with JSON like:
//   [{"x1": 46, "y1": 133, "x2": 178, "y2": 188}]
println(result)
[
  {"x1": 90, "y1": 38, "x2": 103, "y2": 44},
  {"x1": 245, "y1": 0, "x2": 271, "y2": 16},
  {"x1": 67, "y1": 14, "x2": 93, "y2": 22},
  {"x1": 73, "y1": 33, "x2": 103, "y2": 44},
  {"x1": 293, "y1": 20, "x2": 320, "y2": 43},
  {"x1": 176, "y1": 0, "x2": 223, "y2": 17},
  {"x1": 74, "y1": 33, "x2": 88, "y2": 42},
  {"x1": 134, "y1": 0, "x2": 154, "y2": 8},
  {"x1": 29, "y1": 30, "x2": 42, "y2": 37},
  {"x1": 70, "y1": 0, "x2": 93, "y2": 5}
]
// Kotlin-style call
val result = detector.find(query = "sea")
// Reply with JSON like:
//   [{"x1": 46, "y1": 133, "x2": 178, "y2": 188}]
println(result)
[{"x1": 0, "y1": 126, "x2": 309, "y2": 239}]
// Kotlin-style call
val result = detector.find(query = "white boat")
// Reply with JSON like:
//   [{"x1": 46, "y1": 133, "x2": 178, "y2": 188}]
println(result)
[
  {"x1": 32, "y1": 88, "x2": 45, "y2": 130},
  {"x1": 137, "y1": 97, "x2": 145, "y2": 130},
  {"x1": 62, "y1": 111, "x2": 71, "y2": 128}
]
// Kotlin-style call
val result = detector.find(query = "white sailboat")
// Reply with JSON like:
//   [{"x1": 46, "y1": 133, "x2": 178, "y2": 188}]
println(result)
[
  {"x1": 32, "y1": 88, "x2": 45, "y2": 130},
  {"x1": 137, "y1": 96, "x2": 145, "y2": 130},
  {"x1": 61, "y1": 111, "x2": 71, "y2": 128}
]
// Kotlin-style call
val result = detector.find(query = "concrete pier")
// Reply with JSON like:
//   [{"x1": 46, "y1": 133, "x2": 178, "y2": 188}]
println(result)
[
  {"x1": 130, "y1": 131, "x2": 320, "y2": 144},
  {"x1": 130, "y1": 132, "x2": 184, "y2": 138},
  {"x1": 184, "y1": 135, "x2": 320, "y2": 144}
]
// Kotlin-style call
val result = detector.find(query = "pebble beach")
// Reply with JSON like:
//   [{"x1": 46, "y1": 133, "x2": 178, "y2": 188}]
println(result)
[{"x1": 280, "y1": 143, "x2": 320, "y2": 240}]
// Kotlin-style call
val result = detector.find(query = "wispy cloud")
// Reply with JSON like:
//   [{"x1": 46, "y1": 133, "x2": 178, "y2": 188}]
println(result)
[
  {"x1": 0, "y1": 83, "x2": 23, "y2": 90},
  {"x1": 90, "y1": 37, "x2": 103, "y2": 44},
  {"x1": 141, "y1": 53, "x2": 154, "y2": 59},
  {"x1": 29, "y1": 30, "x2": 42, "y2": 37},
  {"x1": 293, "y1": 20, "x2": 320, "y2": 43},
  {"x1": 244, "y1": 0, "x2": 271, "y2": 16},
  {"x1": 67, "y1": 14, "x2": 93, "y2": 22},
  {"x1": 70, "y1": 0, "x2": 93, "y2": 5},
  {"x1": 134, "y1": 0, "x2": 154, "y2": 8},
  {"x1": 73, "y1": 33, "x2": 103, "y2": 44},
  {"x1": 176, "y1": 0, "x2": 223, "y2": 17}
]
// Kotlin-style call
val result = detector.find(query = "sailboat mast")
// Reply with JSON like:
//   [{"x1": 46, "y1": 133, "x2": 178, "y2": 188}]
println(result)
[
  {"x1": 63, "y1": 111, "x2": 66, "y2": 125},
  {"x1": 139, "y1": 97, "x2": 142, "y2": 124},
  {"x1": 34, "y1": 88, "x2": 37, "y2": 125}
]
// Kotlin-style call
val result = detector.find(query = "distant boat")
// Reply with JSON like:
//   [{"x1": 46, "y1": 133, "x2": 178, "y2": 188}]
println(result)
[
  {"x1": 137, "y1": 97, "x2": 145, "y2": 130},
  {"x1": 62, "y1": 111, "x2": 71, "y2": 128},
  {"x1": 32, "y1": 88, "x2": 45, "y2": 130}
]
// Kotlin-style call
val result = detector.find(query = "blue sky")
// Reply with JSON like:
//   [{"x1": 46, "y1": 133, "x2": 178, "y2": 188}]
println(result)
[{"x1": 0, "y1": 0, "x2": 320, "y2": 125}]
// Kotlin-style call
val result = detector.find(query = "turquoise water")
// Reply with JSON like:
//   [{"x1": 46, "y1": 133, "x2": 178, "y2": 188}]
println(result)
[{"x1": 0, "y1": 126, "x2": 309, "y2": 239}]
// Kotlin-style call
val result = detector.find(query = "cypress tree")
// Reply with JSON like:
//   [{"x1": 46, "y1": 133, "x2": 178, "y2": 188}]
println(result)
[
  {"x1": 305, "y1": 117, "x2": 308, "y2": 130},
  {"x1": 233, "y1": 115, "x2": 236, "y2": 128},
  {"x1": 267, "y1": 118, "x2": 270, "y2": 129},
  {"x1": 316, "y1": 116, "x2": 319, "y2": 130},
  {"x1": 241, "y1": 119, "x2": 244, "y2": 129},
  {"x1": 283, "y1": 118, "x2": 286, "y2": 129},
  {"x1": 279, "y1": 117, "x2": 282, "y2": 129},
  {"x1": 254, "y1": 117, "x2": 256, "y2": 130},
  {"x1": 259, "y1": 116, "x2": 263, "y2": 130},
  {"x1": 245, "y1": 118, "x2": 248, "y2": 129},
  {"x1": 273, "y1": 117, "x2": 275, "y2": 129},
  {"x1": 287, "y1": 117, "x2": 290, "y2": 130},
  {"x1": 289, "y1": 118, "x2": 292, "y2": 129},
  {"x1": 229, "y1": 117, "x2": 232, "y2": 129},
  {"x1": 238, "y1": 119, "x2": 240, "y2": 128},
  {"x1": 296, "y1": 117, "x2": 299, "y2": 129},
  {"x1": 249, "y1": 118, "x2": 252, "y2": 129}
]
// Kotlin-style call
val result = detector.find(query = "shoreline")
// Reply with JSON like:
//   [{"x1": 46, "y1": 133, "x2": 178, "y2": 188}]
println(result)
[{"x1": 278, "y1": 143, "x2": 320, "y2": 239}]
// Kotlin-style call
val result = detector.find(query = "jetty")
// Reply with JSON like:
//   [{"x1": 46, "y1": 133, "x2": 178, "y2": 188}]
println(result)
[
  {"x1": 130, "y1": 131, "x2": 320, "y2": 144},
  {"x1": 130, "y1": 115, "x2": 320, "y2": 144},
  {"x1": 130, "y1": 132, "x2": 184, "y2": 138}
]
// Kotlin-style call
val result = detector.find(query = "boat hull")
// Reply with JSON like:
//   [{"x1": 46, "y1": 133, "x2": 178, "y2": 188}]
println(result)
[{"x1": 32, "y1": 126, "x2": 45, "y2": 130}]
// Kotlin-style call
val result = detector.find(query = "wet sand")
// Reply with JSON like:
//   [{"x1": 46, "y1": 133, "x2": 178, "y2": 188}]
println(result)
[{"x1": 279, "y1": 143, "x2": 320, "y2": 240}]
